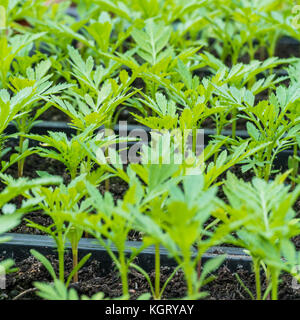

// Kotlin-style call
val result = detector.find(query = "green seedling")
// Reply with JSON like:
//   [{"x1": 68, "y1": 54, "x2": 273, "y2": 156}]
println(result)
[
  {"x1": 0, "y1": 86, "x2": 50, "y2": 174},
  {"x1": 212, "y1": 84, "x2": 300, "y2": 181},
  {"x1": 8, "y1": 60, "x2": 72, "y2": 177},
  {"x1": 61, "y1": 182, "x2": 149, "y2": 298},
  {"x1": 222, "y1": 172, "x2": 300, "y2": 300},
  {"x1": 25, "y1": 125, "x2": 118, "y2": 181},
  {"x1": 50, "y1": 46, "x2": 139, "y2": 132},
  {"x1": 0, "y1": 173, "x2": 61, "y2": 274},
  {"x1": 122, "y1": 174, "x2": 231, "y2": 299},
  {"x1": 26, "y1": 176, "x2": 90, "y2": 284},
  {"x1": 0, "y1": 31, "x2": 46, "y2": 88}
]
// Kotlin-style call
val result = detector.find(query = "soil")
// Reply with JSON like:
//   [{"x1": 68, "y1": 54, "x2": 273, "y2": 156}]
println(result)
[
  {"x1": 276, "y1": 37, "x2": 300, "y2": 59},
  {"x1": 1, "y1": 254, "x2": 300, "y2": 300},
  {"x1": 39, "y1": 107, "x2": 70, "y2": 122}
]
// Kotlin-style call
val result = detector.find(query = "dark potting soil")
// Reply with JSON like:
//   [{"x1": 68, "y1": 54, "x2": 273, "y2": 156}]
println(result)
[
  {"x1": 276, "y1": 38, "x2": 300, "y2": 59},
  {"x1": 39, "y1": 107, "x2": 70, "y2": 122},
  {"x1": 1, "y1": 254, "x2": 300, "y2": 300}
]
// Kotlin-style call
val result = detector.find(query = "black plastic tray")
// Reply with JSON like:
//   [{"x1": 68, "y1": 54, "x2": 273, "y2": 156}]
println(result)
[{"x1": 0, "y1": 233, "x2": 252, "y2": 273}]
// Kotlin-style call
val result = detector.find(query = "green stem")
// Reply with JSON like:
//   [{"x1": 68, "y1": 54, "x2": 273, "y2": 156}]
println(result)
[
  {"x1": 271, "y1": 268, "x2": 279, "y2": 300},
  {"x1": 183, "y1": 254, "x2": 194, "y2": 298},
  {"x1": 264, "y1": 145, "x2": 273, "y2": 182},
  {"x1": 232, "y1": 50, "x2": 238, "y2": 66},
  {"x1": 154, "y1": 243, "x2": 160, "y2": 300},
  {"x1": 105, "y1": 178, "x2": 110, "y2": 192},
  {"x1": 248, "y1": 38, "x2": 255, "y2": 62},
  {"x1": 58, "y1": 248, "x2": 65, "y2": 283},
  {"x1": 292, "y1": 141, "x2": 298, "y2": 190},
  {"x1": 17, "y1": 119, "x2": 26, "y2": 178},
  {"x1": 254, "y1": 259, "x2": 261, "y2": 300},
  {"x1": 185, "y1": 266, "x2": 194, "y2": 299},
  {"x1": 192, "y1": 127, "x2": 196, "y2": 155},
  {"x1": 119, "y1": 251, "x2": 129, "y2": 297},
  {"x1": 18, "y1": 135, "x2": 24, "y2": 177},
  {"x1": 232, "y1": 108, "x2": 237, "y2": 140},
  {"x1": 213, "y1": 116, "x2": 223, "y2": 163},
  {"x1": 197, "y1": 257, "x2": 201, "y2": 281},
  {"x1": 70, "y1": 167, "x2": 77, "y2": 180},
  {"x1": 268, "y1": 35, "x2": 277, "y2": 59},
  {"x1": 265, "y1": 266, "x2": 271, "y2": 300},
  {"x1": 104, "y1": 132, "x2": 110, "y2": 191},
  {"x1": 57, "y1": 231, "x2": 65, "y2": 283},
  {"x1": 72, "y1": 248, "x2": 78, "y2": 283}
]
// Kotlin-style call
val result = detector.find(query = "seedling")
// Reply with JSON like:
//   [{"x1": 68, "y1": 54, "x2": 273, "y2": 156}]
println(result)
[
  {"x1": 0, "y1": 31, "x2": 46, "y2": 88},
  {"x1": 222, "y1": 172, "x2": 300, "y2": 300},
  {"x1": 26, "y1": 176, "x2": 90, "y2": 284},
  {"x1": 0, "y1": 173, "x2": 61, "y2": 274},
  {"x1": 50, "y1": 46, "x2": 139, "y2": 132},
  {"x1": 122, "y1": 174, "x2": 230, "y2": 299},
  {"x1": 61, "y1": 182, "x2": 149, "y2": 298},
  {"x1": 25, "y1": 126, "x2": 119, "y2": 181},
  {"x1": 9, "y1": 60, "x2": 72, "y2": 177},
  {"x1": 0, "y1": 86, "x2": 49, "y2": 174}
]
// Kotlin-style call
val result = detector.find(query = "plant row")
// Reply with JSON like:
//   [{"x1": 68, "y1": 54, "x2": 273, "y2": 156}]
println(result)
[{"x1": 0, "y1": 0, "x2": 299, "y2": 300}]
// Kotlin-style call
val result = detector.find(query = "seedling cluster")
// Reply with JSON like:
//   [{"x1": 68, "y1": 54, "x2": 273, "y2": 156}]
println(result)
[{"x1": 0, "y1": 0, "x2": 300, "y2": 300}]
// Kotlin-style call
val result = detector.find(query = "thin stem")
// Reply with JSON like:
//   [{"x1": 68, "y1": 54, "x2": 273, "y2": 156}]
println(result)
[
  {"x1": 197, "y1": 258, "x2": 201, "y2": 281},
  {"x1": 271, "y1": 269, "x2": 279, "y2": 300},
  {"x1": 18, "y1": 135, "x2": 25, "y2": 177},
  {"x1": 105, "y1": 178, "x2": 110, "y2": 192},
  {"x1": 72, "y1": 248, "x2": 78, "y2": 283},
  {"x1": 70, "y1": 167, "x2": 77, "y2": 180},
  {"x1": 232, "y1": 108, "x2": 237, "y2": 140},
  {"x1": 183, "y1": 254, "x2": 194, "y2": 298},
  {"x1": 254, "y1": 259, "x2": 261, "y2": 300},
  {"x1": 58, "y1": 248, "x2": 65, "y2": 283},
  {"x1": 105, "y1": 139, "x2": 110, "y2": 191},
  {"x1": 17, "y1": 118, "x2": 27, "y2": 178},
  {"x1": 192, "y1": 127, "x2": 197, "y2": 155},
  {"x1": 265, "y1": 266, "x2": 271, "y2": 300},
  {"x1": 154, "y1": 243, "x2": 160, "y2": 300},
  {"x1": 264, "y1": 144, "x2": 273, "y2": 182},
  {"x1": 197, "y1": 239, "x2": 202, "y2": 282},
  {"x1": 119, "y1": 251, "x2": 129, "y2": 297},
  {"x1": 57, "y1": 231, "x2": 65, "y2": 283},
  {"x1": 185, "y1": 266, "x2": 194, "y2": 298},
  {"x1": 292, "y1": 141, "x2": 298, "y2": 190},
  {"x1": 213, "y1": 115, "x2": 223, "y2": 163},
  {"x1": 248, "y1": 39, "x2": 255, "y2": 62}
]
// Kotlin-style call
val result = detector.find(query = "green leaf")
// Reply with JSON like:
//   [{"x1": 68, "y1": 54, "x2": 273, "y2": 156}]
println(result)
[
  {"x1": 30, "y1": 249, "x2": 57, "y2": 281},
  {"x1": 66, "y1": 253, "x2": 91, "y2": 287}
]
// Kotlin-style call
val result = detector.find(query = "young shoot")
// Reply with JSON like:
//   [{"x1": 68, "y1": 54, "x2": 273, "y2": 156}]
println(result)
[{"x1": 222, "y1": 172, "x2": 300, "y2": 300}]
